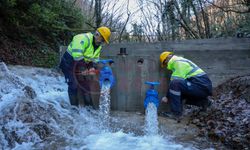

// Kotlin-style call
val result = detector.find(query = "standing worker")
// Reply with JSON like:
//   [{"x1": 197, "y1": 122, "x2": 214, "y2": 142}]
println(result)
[
  {"x1": 59, "y1": 26, "x2": 111, "y2": 107},
  {"x1": 159, "y1": 51, "x2": 212, "y2": 121}
]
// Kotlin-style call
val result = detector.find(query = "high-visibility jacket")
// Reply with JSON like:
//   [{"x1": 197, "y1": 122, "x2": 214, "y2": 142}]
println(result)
[
  {"x1": 67, "y1": 33, "x2": 101, "y2": 62},
  {"x1": 167, "y1": 56, "x2": 206, "y2": 80}
]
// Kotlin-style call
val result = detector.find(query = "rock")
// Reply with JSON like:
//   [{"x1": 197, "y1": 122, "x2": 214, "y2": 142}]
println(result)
[
  {"x1": 226, "y1": 117, "x2": 233, "y2": 122},
  {"x1": 243, "y1": 88, "x2": 250, "y2": 103},
  {"x1": 232, "y1": 136, "x2": 241, "y2": 143},
  {"x1": 0, "y1": 62, "x2": 37, "y2": 99},
  {"x1": 207, "y1": 120, "x2": 216, "y2": 129},
  {"x1": 0, "y1": 62, "x2": 8, "y2": 74},
  {"x1": 245, "y1": 133, "x2": 250, "y2": 141},
  {"x1": 23, "y1": 86, "x2": 37, "y2": 99},
  {"x1": 192, "y1": 119, "x2": 200, "y2": 124},
  {"x1": 31, "y1": 124, "x2": 52, "y2": 139},
  {"x1": 242, "y1": 118, "x2": 248, "y2": 124},
  {"x1": 198, "y1": 128, "x2": 206, "y2": 136}
]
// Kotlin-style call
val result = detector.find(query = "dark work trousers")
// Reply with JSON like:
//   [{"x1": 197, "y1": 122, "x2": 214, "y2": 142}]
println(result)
[
  {"x1": 59, "y1": 52, "x2": 94, "y2": 107},
  {"x1": 167, "y1": 74, "x2": 212, "y2": 116},
  {"x1": 75, "y1": 61, "x2": 94, "y2": 107}
]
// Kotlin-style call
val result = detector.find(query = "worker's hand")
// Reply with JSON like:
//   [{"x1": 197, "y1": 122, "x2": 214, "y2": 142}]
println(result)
[
  {"x1": 161, "y1": 96, "x2": 168, "y2": 103},
  {"x1": 88, "y1": 68, "x2": 97, "y2": 75}
]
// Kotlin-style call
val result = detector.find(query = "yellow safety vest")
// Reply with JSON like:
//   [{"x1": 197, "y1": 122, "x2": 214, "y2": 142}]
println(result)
[
  {"x1": 167, "y1": 56, "x2": 206, "y2": 80},
  {"x1": 67, "y1": 32, "x2": 101, "y2": 62}
]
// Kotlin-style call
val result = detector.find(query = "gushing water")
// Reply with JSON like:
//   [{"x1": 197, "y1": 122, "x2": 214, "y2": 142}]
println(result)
[
  {"x1": 0, "y1": 62, "x2": 36, "y2": 99},
  {"x1": 145, "y1": 103, "x2": 159, "y2": 135},
  {"x1": 99, "y1": 82, "x2": 111, "y2": 129},
  {"x1": 0, "y1": 63, "x2": 197, "y2": 150}
]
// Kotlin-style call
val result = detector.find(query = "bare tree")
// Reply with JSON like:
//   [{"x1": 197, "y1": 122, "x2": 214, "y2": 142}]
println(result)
[
  {"x1": 205, "y1": 0, "x2": 250, "y2": 14},
  {"x1": 95, "y1": 0, "x2": 102, "y2": 27},
  {"x1": 189, "y1": 0, "x2": 203, "y2": 38},
  {"x1": 101, "y1": 0, "x2": 132, "y2": 42},
  {"x1": 118, "y1": 0, "x2": 131, "y2": 42},
  {"x1": 198, "y1": 0, "x2": 210, "y2": 38},
  {"x1": 76, "y1": 0, "x2": 250, "y2": 42}
]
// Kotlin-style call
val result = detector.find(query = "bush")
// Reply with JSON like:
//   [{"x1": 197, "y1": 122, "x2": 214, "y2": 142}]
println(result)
[{"x1": 0, "y1": 0, "x2": 84, "y2": 67}]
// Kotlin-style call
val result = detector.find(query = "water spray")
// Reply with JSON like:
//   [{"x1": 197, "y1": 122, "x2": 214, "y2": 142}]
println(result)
[
  {"x1": 97, "y1": 59, "x2": 115, "y2": 129},
  {"x1": 144, "y1": 81, "x2": 160, "y2": 135},
  {"x1": 144, "y1": 82, "x2": 160, "y2": 109}
]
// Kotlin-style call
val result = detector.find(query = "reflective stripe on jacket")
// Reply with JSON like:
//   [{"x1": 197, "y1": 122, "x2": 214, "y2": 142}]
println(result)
[
  {"x1": 167, "y1": 55, "x2": 205, "y2": 80},
  {"x1": 67, "y1": 33, "x2": 102, "y2": 61}
]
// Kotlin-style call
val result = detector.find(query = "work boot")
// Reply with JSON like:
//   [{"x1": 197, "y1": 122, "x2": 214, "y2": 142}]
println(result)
[
  {"x1": 68, "y1": 94, "x2": 79, "y2": 106},
  {"x1": 160, "y1": 112, "x2": 182, "y2": 123}
]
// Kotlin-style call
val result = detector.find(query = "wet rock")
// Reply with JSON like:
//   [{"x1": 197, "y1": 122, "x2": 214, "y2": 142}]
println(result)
[
  {"x1": 0, "y1": 62, "x2": 37, "y2": 98},
  {"x1": 2, "y1": 127, "x2": 18, "y2": 148},
  {"x1": 31, "y1": 124, "x2": 52, "y2": 139},
  {"x1": 0, "y1": 98, "x2": 73, "y2": 148},
  {"x1": 0, "y1": 62, "x2": 8, "y2": 74},
  {"x1": 23, "y1": 86, "x2": 37, "y2": 99}
]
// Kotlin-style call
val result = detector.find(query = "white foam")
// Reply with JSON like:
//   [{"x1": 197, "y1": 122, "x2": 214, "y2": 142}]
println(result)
[
  {"x1": 99, "y1": 83, "x2": 111, "y2": 129},
  {"x1": 84, "y1": 131, "x2": 190, "y2": 150},
  {"x1": 0, "y1": 65, "x2": 196, "y2": 149},
  {"x1": 145, "y1": 102, "x2": 159, "y2": 135}
]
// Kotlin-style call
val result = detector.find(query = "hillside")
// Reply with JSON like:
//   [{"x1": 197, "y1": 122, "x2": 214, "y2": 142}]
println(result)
[{"x1": 0, "y1": 0, "x2": 84, "y2": 67}]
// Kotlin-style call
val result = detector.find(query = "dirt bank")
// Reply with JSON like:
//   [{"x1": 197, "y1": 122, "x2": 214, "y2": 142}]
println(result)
[{"x1": 189, "y1": 75, "x2": 250, "y2": 149}]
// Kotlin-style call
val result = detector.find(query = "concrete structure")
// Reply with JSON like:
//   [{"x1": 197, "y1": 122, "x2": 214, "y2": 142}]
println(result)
[{"x1": 60, "y1": 37, "x2": 250, "y2": 112}]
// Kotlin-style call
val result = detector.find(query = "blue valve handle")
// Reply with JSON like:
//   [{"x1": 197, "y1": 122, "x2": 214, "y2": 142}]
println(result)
[
  {"x1": 144, "y1": 81, "x2": 160, "y2": 108},
  {"x1": 97, "y1": 59, "x2": 114, "y2": 65},
  {"x1": 145, "y1": 81, "x2": 160, "y2": 86}
]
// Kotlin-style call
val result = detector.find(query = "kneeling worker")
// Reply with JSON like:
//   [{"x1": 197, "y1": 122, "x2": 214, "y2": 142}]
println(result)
[{"x1": 160, "y1": 51, "x2": 212, "y2": 120}]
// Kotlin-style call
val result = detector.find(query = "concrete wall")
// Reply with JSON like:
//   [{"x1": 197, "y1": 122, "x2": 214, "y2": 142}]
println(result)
[{"x1": 61, "y1": 37, "x2": 250, "y2": 112}]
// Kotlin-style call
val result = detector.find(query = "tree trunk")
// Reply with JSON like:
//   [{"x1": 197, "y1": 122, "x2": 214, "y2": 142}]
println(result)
[
  {"x1": 190, "y1": 0, "x2": 203, "y2": 38},
  {"x1": 173, "y1": 0, "x2": 199, "y2": 39},
  {"x1": 198, "y1": 0, "x2": 210, "y2": 38},
  {"x1": 95, "y1": 0, "x2": 102, "y2": 28},
  {"x1": 167, "y1": 0, "x2": 177, "y2": 40}
]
